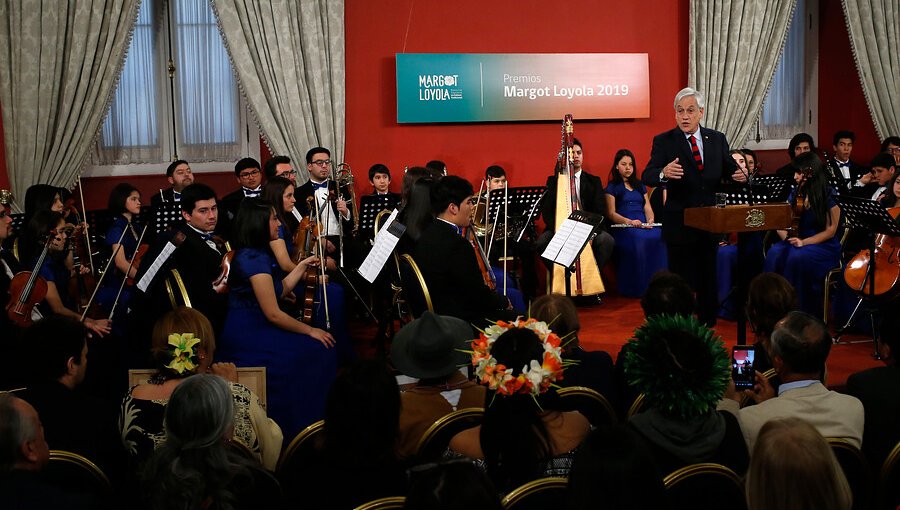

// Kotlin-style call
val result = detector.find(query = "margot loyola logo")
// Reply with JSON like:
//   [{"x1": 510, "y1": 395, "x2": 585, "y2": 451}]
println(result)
[{"x1": 418, "y1": 74, "x2": 463, "y2": 101}]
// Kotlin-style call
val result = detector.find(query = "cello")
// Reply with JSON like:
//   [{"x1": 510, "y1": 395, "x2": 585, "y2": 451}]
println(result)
[
  {"x1": 550, "y1": 114, "x2": 604, "y2": 296},
  {"x1": 842, "y1": 206, "x2": 900, "y2": 297}
]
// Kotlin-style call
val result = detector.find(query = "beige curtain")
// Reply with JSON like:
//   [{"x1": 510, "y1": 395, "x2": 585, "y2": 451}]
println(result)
[
  {"x1": 689, "y1": 0, "x2": 797, "y2": 147},
  {"x1": 842, "y1": 0, "x2": 900, "y2": 140},
  {"x1": 210, "y1": 0, "x2": 345, "y2": 177},
  {"x1": 0, "y1": 0, "x2": 139, "y2": 210}
]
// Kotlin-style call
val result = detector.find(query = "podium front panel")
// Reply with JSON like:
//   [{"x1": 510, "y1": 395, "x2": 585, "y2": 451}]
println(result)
[{"x1": 684, "y1": 204, "x2": 792, "y2": 233}]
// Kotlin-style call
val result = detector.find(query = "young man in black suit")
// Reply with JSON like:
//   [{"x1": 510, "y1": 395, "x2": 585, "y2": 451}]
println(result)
[
  {"x1": 536, "y1": 138, "x2": 616, "y2": 275},
  {"x1": 220, "y1": 157, "x2": 263, "y2": 222},
  {"x1": 412, "y1": 175, "x2": 516, "y2": 330},
  {"x1": 263, "y1": 155, "x2": 298, "y2": 183},
  {"x1": 831, "y1": 130, "x2": 869, "y2": 193},
  {"x1": 150, "y1": 160, "x2": 194, "y2": 206},
  {"x1": 642, "y1": 87, "x2": 743, "y2": 327},
  {"x1": 851, "y1": 152, "x2": 895, "y2": 201},
  {"x1": 295, "y1": 147, "x2": 355, "y2": 271},
  {"x1": 367, "y1": 163, "x2": 401, "y2": 202}
]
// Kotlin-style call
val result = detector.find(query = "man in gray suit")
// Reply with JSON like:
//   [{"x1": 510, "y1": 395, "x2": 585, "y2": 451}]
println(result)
[{"x1": 719, "y1": 311, "x2": 864, "y2": 450}]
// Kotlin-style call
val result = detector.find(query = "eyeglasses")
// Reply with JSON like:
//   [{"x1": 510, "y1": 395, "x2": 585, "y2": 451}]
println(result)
[
  {"x1": 278, "y1": 170, "x2": 297, "y2": 177},
  {"x1": 888, "y1": 147, "x2": 900, "y2": 154},
  {"x1": 311, "y1": 159, "x2": 332, "y2": 167},
  {"x1": 239, "y1": 169, "x2": 261, "y2": 179}
]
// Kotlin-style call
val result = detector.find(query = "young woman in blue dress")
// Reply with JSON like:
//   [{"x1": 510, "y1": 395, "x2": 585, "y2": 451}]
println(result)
[
  {"x1": 604, "y1": 149, "x2": 667, "y2": 297},
  {"x1": 216, "y1": 198, "x2": 336, "y2": 440},
  {"x1": 764, "y1": 152, "x2": 842, "y2": 315},
  {"x1": 97, "y1": 183, "x2": 144, "y2": 320}
]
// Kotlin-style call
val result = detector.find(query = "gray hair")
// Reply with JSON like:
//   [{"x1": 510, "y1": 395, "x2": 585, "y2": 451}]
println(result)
[
  {"x1": 163, "y1": 374, "x2": 234, "y2": 450},
  {"x1": 0, "y1": 393, "x2": 36, "y2": 473},
  {"x1": 674, "y1": 87, "x2": 705, "y2": 109},
  {"x1": 769, "y1": 311, "x2": 831, "y2": 374}
]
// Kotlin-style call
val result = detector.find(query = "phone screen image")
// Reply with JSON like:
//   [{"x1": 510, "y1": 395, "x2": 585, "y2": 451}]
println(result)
[{"x1": 732, "y1": 346, "x2": 756, "y2": 390}]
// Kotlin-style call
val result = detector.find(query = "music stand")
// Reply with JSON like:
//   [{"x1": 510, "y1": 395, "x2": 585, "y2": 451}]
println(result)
[
  {"x1": 359, "y1": 194, "x2": 400, "y2": 241},
  {"x1": 152, "y1": 202, "x2": 184, "y2": 235},
  {"x1": 833, "y1": 196, "x2": 900, "y2": 354},
  {"x1": 540, "y1": 210, "x2": 604, "y2": 297},
  {"x1": 484, "y1": 186, "x2": 547, "y2": 242}
]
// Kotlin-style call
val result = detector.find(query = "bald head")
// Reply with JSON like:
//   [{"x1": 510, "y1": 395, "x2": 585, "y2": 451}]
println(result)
[{"x1": 0, "y1": 394, "x2": 49, "y2": 473}]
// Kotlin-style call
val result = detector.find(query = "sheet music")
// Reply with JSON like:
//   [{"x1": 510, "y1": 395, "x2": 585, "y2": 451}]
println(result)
[
  {"x1": 136, "y1": 241, "x2": 178, "y2": 292},
  {"x1": 541, "y1": 218, "x2": 595, "y2": 268},
  {"x1": 357, "y1": 209, "x2": 405, "y2": 283}
]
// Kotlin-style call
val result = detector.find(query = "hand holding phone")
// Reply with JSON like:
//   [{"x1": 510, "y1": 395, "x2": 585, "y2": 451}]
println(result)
[{"x1": 731, "y1": 345, "x2": 756, "y2": 391}]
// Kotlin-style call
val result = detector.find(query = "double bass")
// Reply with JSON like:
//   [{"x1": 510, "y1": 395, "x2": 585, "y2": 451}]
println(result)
[{"x1": 550, "y1": 115, "x2": 604, "y2": 296}]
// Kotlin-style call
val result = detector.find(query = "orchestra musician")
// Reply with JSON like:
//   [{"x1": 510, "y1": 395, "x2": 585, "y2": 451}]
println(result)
[
  {"x1": 214, "y1": 197, "x2": 336, "y2": 440},
  {"x1": 642, "y1": 87, "x2": 742, "y2": 327},
  {"x1": 851, "y1": 153, "x2": 895, "y2": 201},
  {"x1": 296, "y1": 147, "x2": 354, "y2": 272},
  {"x1": 18, "y1": 210, "x2": 111, "y2": 337},
  {"x1": 775, "y1": 133, "x2": 816, "y2": 179},
  {"x1": 412, "y1": 175, "x2": 518, "y2": 330},
  {"x1": 537, "y1": 137, "x2": 616, "y2": 286},
  {"x1": 830, "y1": 130, "x2": 869, "y2": 193},
  {"x1": 221, "y1": 157, "x2": 264, "y2": 222},
  {"x1": 130, "y1": 183, "x2": 229, "y2": 344},
  {"x1": 368, "y1": 163, "x2": 400, "y2": 201},
  {"x1": 263, "y1": 155, "x2": 297, "y2": 182},
  {"x1": 0, "y1": 192, "x2": 23, "y2": 335},
  {"x1": 96, "y1": 183, "x2": 144, "y2": 320},
  {"x1": 149, "y1": 160, "x2": 194, "y2": 206}
]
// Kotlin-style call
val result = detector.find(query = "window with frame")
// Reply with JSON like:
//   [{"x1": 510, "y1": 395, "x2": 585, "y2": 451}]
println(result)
[
  {"x1": 91, "y1": 0, "x2": 257, "y2": 171},
  {"x1": 747, "y1": 0, "x2": 818, "y2": 150}
]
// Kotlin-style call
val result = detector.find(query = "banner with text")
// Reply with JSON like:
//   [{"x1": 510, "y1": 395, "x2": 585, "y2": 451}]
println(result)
[{"x1": 396, "y1": 53, "x2": 650, "y2": 123}]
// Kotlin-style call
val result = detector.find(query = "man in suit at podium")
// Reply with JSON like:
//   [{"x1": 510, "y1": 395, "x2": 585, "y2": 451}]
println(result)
[{"x1": 642, "y1": 87, "x2": 743, "y2": 326}]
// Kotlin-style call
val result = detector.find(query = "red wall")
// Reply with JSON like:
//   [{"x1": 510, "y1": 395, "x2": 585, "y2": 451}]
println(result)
[{"x1": 343, "y1": 0, "x2": 690, "y2": 192}]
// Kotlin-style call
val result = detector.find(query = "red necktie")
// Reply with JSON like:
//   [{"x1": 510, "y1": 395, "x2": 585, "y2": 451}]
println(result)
[{"x1": 689, "y1": 134, "x2": 704, "y2": 173}]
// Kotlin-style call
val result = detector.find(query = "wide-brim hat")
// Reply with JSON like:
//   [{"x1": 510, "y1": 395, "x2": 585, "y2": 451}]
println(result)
[{"x1": 391, "y1": 311, "x2": 473, "y2": 379}]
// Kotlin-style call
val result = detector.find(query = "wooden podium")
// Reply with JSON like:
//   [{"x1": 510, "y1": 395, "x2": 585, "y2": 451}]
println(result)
[
  {"x1": 684, "y1": 203, "x2": 792, "y2": 233},
  {"x1": 684, "y1": 203, "x2": 792, "y2": 342}
]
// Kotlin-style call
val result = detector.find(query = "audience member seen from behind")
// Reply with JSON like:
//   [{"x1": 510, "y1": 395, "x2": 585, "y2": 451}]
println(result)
[
  {"x1": 448, "y1": 322, "x2": 590, "y2": 493},
  {"x1": 405, "y1": 460, "x2": 502, "y2": 510},
  {"x1": 847, "y1": 309, "x2": 900, "y2": 469},
  {"x1": 121, "y1": 307, "x2": 282, "y2": 470},
  {"x1": 289, "y1": 359, "x2": 406, "y2": 509},
  {"x1": 623, "y1": 314, "x2": 749, "y2": 475},
  {"x1": 746, "y1": 272, "x2": 797, "y2": 375},
  {"x1": 530, "y1": 294, "x2": 615, "y2": 403},
  {"x1": 391, "y1": 312, "x2": 486, "y2": 460},
  {"x1": 566, "y1": 425, "x2": 668, "y2": 510},
  {"x1": 746, "y1": 417, "x2": 851, "y2": 510},
  {"x1": 141, "y1": 374, "x2": 281, "y2": 510}
]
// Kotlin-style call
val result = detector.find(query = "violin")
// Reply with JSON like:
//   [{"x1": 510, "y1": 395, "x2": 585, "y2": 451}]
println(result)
[
  {"x1": 843, "y1": 206, "x2": 900, "y2": 297},
  {"x1": 292, "y1": 197, "x2": 322, "y2": 324},
  {"x1": 6, "y1": 231, "x2": 55, "y2": 327},
  {"x1": 64, "y1": 214, "x2": 99, "y2": 314},
  {"x1": 212, "y1": 250, "x2": 235, "y2": 294},
  {"x1": 126, "y1": 244, "x2": 150, "y2": 286},
  {"x1": 462, "y1": 225, "x2": 496, "y2": 290},
  {"x1": 786, "y1": 167, "x2": 813, "y2": 239}
]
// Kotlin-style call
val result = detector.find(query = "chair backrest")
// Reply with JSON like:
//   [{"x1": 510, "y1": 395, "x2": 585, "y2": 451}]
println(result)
[
  {"x1": 626, "y1": 393, "x2": 647, "y2": 419},
  {"x1": 44, "y1": 450, "x2": 111, "y2": 499},
  {"x1": 353, "y1": 496, "x2": 406, "y2": 510},
  {"x1": 879, "y1": 440, "x2": 900, "y2": 510},
  {"x1": 398, "y1": 253, "x2": 433, "y2": 318},
  {"x1": 663, "y1": 463, "x2": 746, "y2": 510},
  {"x1": 828, "y1": 437, "x2": 872, "y2": 510},
  {"x1": 126, "y1": 368, "x2": 267, "y2": 408},
  {"x1": 276, "y1": 419, "x2": 325, "y2": 475},
  {"x1": 415, "y1": 407, "x2": 484, "y2": 462},
  {"x1": 374, "y1": 209, "x2": 393, "y2": 235},
  {"x1": 165, "y1": 268, "x2": 193, "y2": 308},
  {"x1": 501, "y1": 477, "x2": 568, "y2": 510},
  {"x1": 557, "y1": 386, "x2": 617, "y2": 426}
]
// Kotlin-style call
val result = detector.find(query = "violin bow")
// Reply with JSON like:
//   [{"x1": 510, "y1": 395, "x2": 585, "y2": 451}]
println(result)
[
  {"x1": 108, "y1": 223, "x2": 150, "y2": 320},
  {"x1": 76, "y1": 176, "x2": 95, "y2": 275},
  {"x1": 315, "y1": 198, "x2": 331, "y2": 329},
  {"x1": 503, "y1": 181, "x2": 509, "y2": 295},
  {"x1": 80, "y1": 227, "x2": 128, "y2": 321}
]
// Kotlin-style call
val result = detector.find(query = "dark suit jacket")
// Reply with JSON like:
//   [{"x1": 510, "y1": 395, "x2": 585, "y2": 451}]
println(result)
[
  {"x1": 295, "y1": 181, "x2": 355, "y2": 227},
  {"x1": 149, "y1": 187, "x2": 178, "y2": 207},
  {"x1": 846, "y1": 366, "x2": 900, "y2": 468},
  {"x1": 542, "y1": 170, "x2": 609, "y2": 229},
  {"x1": 412, "y1": 220, "x2": 509, "y2": 326},
  {"x1": 642, "y1": 126, "x2": 736, "y2": 243},
  {"x1": 221, "y1": 188, "x2": 247, "y2": 222},
  {"x1": 831, "y1": 158, "x2": 869, "y2": 193}
]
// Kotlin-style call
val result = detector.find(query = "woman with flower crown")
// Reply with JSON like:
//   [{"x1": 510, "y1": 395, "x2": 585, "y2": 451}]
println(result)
[
  {"x1": 120, "y1": 307, "x2": 282, "y2": 471},
  {"x1": 215, "y1": 198, "x2": 336, "y2": 441},
  {"x1": 447, "y1": 318, "x2": 590, "y2": 493}
]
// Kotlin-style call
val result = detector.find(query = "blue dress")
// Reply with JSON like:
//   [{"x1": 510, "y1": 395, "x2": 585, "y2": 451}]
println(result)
[
  {"x1": 35, "y1": 255, "x2": 73, "y2": 315},
  {"x1": 605, "y1": 181, "x2": 668, "y2": 297},
  {"x1": 216, "y1": 247, "x2": 337, "y2": 440},
  {"x1": 97, "y1": 216, "x2": 140, "y2": 319},
  {"x1": 716, "y1": 233, "x2": 764, "y2": 320},
  {"x1": 764, "y1": 191, "x2": 841, "y2": 316}
]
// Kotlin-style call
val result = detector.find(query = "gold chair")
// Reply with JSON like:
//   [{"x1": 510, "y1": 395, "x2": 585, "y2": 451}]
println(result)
[
  {"x1": 415, "y1": 407, "x2": 484, "y2": 462},
  {"x1": 501, "y1": 477, "x2": 568, "y2": 510},
  {"x1": 626, "y1": 393, "x2": 647, "y2": 419},
  {"x1": 165, "y1": 268, "x2": 193, "y2": 309},
  {"x1": 663, "y1": 463, "x2": 746, "y2": 510},
  {"x1": 276, "y1": 419, "x2": 325, "y2": 475},
  {"x1": 398, "y1": 253, "x2": 433, "y2": 318},
  {"x1": 827, "y1": 437, "x2": 872, "y2": 510},
  {"x1": 878, "y1": 440, "x2": 900, "y2": 510},
  {"x1": 557, "y1": 386, "x2": 617, "y2": 426},
  {"x1": 374, "y1": 209, "x2": 393, "y2": 235},
  {"x1": 353, "y1": 496, "x2": 406, "y2": 510},
  {"x1": 45, "y1": 450, "x2": 111, "y2": 497}
]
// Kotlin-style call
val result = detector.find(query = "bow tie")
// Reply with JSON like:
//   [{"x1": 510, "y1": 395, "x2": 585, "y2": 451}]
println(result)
[
  {"x1": 243, "y1": 187, "x2": 261, "y2": 197},
  {"x1": 198, "y1": 232, "x2": 214, "y2": 242},
  {"x1": 173, "y1": 191, "x2": 181, "y2": 200},
  {"x1": 837, "y1": 161, "x2": 850, "y2": 168},
  {"x1": 311, "y1": 181, "x2": 328, "y2": 190}
]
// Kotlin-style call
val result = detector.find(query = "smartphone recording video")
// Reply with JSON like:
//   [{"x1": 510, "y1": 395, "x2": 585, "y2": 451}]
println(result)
[{"x1": 732, "y1": 345, "x2": 756, "y2": 391}]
